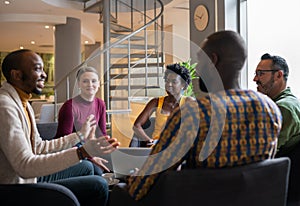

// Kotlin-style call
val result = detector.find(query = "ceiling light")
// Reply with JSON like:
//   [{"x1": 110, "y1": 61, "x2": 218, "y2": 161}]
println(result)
[
  {"x1": 4, "y1": 1, "x2": 10, "y2": 5},
  {"x1": 45, "y1": 25, "x2": 50, "y2": 29},
  {"x1": 84, "y1": 40, "x2": 89, "y2": 44},
  {"x1": 30, "y1": 41, "x2": 35, "y2": 45},
  {"x1": 20, "y1": 46, "x2": 24, "y2": 49}
]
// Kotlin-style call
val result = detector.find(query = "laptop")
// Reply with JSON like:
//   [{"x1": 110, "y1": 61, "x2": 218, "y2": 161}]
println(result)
[{"x1": 111, "y1": 147, "x2": 152, "y2": 179}]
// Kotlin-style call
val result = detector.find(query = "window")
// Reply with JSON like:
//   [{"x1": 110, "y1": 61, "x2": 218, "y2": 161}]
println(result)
[{"x1": 247, "y1": 0, "x2": 300, "y2": 97}]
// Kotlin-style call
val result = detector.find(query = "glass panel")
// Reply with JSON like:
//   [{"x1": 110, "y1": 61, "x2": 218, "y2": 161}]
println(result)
[{"x1": 247, "y1": 0, "x2": 300, "y2": 97}]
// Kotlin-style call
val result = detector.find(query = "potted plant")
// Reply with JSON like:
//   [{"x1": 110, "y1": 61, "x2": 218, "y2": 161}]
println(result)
[{"x1": 180, "y1": 59, "x2": 198, "y2": 97}]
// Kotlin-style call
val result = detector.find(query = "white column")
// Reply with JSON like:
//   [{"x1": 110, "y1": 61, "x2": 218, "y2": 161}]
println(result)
[{"x1": 54, "y1": 17, "x2": 81, "y2": 103}]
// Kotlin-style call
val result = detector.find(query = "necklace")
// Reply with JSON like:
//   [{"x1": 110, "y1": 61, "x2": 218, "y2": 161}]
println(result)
[
  {"x1": 170, "y1": 95, "x2": 182, "y2": 109},
  {"x1": 171, "y1": 102, "x2": 179, "y2": 109}
]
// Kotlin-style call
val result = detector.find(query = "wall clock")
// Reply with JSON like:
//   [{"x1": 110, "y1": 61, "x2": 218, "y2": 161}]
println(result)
[{"x1": 193, "y1": 4, "x2": 209, "y2": 31}]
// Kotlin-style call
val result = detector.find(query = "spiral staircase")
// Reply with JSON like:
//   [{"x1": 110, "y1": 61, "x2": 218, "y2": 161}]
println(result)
[
  {"x1": 54, "y1": 0, "x2": 166, "y2": 143},
  {"x1": 75, "y1": 0, "x2": 165, "y2": 112}
]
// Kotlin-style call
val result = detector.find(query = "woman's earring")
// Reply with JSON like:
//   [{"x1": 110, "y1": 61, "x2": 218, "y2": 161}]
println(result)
[{"x1": 180, "y1": 88, "x2": 184, "y2": 95}]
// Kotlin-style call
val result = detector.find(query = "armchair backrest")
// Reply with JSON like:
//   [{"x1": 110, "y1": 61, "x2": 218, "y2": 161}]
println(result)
[
  {"x1": 38, "y1": 103, "x2": 63, "y2": 123},
  {"x1": 276, "y1": 141, "x2": 300, "y2": 204},
  {"x1": 37, "y1": 122, "x2": 58, "y2": 140},
  {"x1": 109, "y1": 157, "x2": 290, "y2": 206},
  {"x1": 1, "y1": 183, "x2": 80, "y2": 206}
]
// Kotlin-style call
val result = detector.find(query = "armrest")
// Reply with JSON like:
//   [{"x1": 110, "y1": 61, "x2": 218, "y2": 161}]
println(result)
[
  {"x1": 0, "y1": 183, "x2": 79, "y2": 206},
  {"x1": 109, "y1": 183, "x2": 141, "y2": 206}
]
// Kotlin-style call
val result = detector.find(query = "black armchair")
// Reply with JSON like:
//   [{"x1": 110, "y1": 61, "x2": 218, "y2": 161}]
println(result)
[
  {"x1": 109, "y1": 157, "x2": 290, "y2": 206},
  {"x1": 36, "y1": 122, "x2": 58, "y2": 140},
  {"x1": 276, "y1": 141, "x2": 300, "y2": 206},
  {"x1": 0, "y1": 182, "x2": 80, "y2": 206}
]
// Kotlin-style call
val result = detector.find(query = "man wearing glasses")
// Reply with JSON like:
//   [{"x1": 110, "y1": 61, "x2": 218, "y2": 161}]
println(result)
[{"x1": 253, "y1": 53, "x2": 300, "y2": 156}]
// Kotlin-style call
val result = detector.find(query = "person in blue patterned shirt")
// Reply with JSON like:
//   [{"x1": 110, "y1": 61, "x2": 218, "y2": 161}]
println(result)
[{"x1": 126, "y1": 30, "x2": 283, "y2": 201}]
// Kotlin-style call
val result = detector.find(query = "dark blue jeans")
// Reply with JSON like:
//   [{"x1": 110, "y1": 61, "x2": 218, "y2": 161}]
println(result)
[
  {"x1": 37, "y1": 160, "x2": 103, "y2": 182},
  {"x1": 37, "y1": 160, "x2": 93, "y2": 182},
  {"x1": 38, "y1": 160, "x2": 108, "y2": 206},
  {"x1": 52, "y1": 175, "x2": 109, "y2": 206}
]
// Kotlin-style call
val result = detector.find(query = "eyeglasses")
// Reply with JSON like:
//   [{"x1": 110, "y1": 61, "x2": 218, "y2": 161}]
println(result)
[{"x1": 254, "y1": 69, "x2": 280, "y2": 77}]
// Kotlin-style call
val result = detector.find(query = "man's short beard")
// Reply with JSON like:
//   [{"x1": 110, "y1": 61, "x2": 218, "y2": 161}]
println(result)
[
  {"x1": 32, "y1": 88, "x2": 42, "y2": 95},
  {"x1": 260, "y1": 78, "x2": 274, "y2": 96}
]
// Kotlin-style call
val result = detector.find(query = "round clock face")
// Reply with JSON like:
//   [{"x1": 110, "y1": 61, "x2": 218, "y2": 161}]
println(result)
[{"x1": 193, "y1": 5, "x2": 209, "y2": 31}]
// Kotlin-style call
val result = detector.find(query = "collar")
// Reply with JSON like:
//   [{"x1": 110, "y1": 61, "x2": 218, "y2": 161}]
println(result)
[
  {"x1": 14, "y1": 87, "x2": 32, "y2": 107},
  {"x1": 272, "y1": 87, "x2": 292, "y2": 101}
]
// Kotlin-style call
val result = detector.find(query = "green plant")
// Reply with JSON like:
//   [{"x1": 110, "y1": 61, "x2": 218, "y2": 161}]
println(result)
[{"x1": 180, "y1": 59, "x2": 198, "y2": 97}]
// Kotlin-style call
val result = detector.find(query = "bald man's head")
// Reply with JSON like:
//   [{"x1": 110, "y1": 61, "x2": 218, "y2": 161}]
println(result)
[
  {"x1": 202, "y1": 30, "x2": 247, "y2": 72},
  {"x1": 196, "y1": 30, "x2": 247, "y2": 91}
]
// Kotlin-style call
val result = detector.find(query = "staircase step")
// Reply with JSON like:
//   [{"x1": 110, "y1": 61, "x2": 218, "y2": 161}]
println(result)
[
  {"x1": 110, "y1": 62, "x2": 164, "y2": 69},
  {"x1": 109, "y1": 97, "x2": 153, "y2": 103},
  {"x1": 99, "y1": 14, "x2": 118, "y2": 23},
  {"x1": 112, "y1": 43, "x2": 158, "y2": 49},
  {"x1": 110, "y1": 52, "x2": 162, "y2": 59},
  {"x1": 83, "y1": 1, "x2": 117, "y2": 24},
  {"x1": 110, "y1": 85, "x2": 160, "y2": 90},
  {"x1": 109, "y1": 96, "x2": 128, "y2": 102},
  {"x1": 110, "y1": 32, "x2": 145, "y2": 41},
  {"x1": 106, "y1": 109, "x2": 132, "y2": 114},
  {"x1": 83, "y1": 0, "x2": 103, "y2": 13},
  {"x1": 110, "y1": 22, "x2": 132, "y2": 32},
  {"x1": 110, "y1": 73, "x2": 162, "y2": 79},
  {"x1": 109, "y1": 96, "x2": 128, "y2": 101}
]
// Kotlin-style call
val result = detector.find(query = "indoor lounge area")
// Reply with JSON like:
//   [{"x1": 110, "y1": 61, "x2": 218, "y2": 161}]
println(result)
[{"x1": 0, "y1": 0, "x2": 300, "y2": 205}]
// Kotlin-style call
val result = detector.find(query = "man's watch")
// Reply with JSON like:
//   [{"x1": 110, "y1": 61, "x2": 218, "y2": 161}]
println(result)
[{"x1": 76, "y1": 145, "x2": 92, "y2": 160}]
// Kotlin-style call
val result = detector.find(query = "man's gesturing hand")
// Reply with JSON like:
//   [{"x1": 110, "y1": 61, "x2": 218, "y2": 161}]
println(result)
[{"x1": 83, "y1": 126, "x2": 120, "y2": 157}]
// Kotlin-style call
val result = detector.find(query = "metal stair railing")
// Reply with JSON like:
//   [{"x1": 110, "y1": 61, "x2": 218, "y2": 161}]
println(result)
[
  {"x1": 106, "y1": 0, "x2": 164, "y2": 111},
  {"x1": 53, "y1": 0, "x2": 164, "y2": 120}
]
